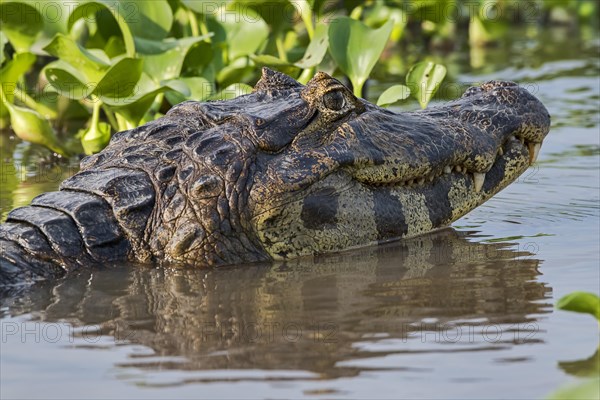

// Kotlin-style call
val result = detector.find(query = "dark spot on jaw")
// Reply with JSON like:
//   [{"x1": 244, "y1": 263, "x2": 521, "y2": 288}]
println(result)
[
  {"x1": 372, "y1": 188, "x2": 408, "y2": 240},
  {"x1": 301, "y1": 187, "x2": 339, "y2": 230},
  {"x1": 424, "y1": 178, "x2": 452, "y2": 227}
]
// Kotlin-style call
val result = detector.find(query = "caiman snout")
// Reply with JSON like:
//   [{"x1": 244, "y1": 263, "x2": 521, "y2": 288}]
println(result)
[{"x1": 462, "y1": 80, "x2": 551, "y2": 166}]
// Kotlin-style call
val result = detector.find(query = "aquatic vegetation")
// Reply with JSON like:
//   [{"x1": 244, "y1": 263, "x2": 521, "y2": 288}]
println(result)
[
  {"x1": 557, "y1": 291, "x2": 600, "y2": 322},
  {"x1": 0, "y1": 0, "x2": 596, "y2": 155},
  {"x1": 549, "y1": 292, "x2": 600, "y2": 400}
]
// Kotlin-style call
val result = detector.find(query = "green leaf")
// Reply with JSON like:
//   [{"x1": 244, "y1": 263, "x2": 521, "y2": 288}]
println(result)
[
  {"x1": 43, "y1": 60, "x2": 93, "y2": 100},
  {"x1": 135, "y1": 36, "x2": 212, "y2": 82},
  {"x1": 548, "y1": 377, "x2": 600, "y2": 400},
  {"x1": 4, "y1": 102, "x2": 67, "y2": 156},
  {"x1": 328, "y1": 17, "x2": 393, "y2": 97},
  {"x1": 67, "y1": 1, "x2": 136, "y2": 57},
  {"x1": 0, "y1": 31, "x2": 8, "y2": 65},
  {"x1": 106, "y1": 73, "x2": 182, "y2": 126},
  {"x1": 377, "y1": 84, "x2": 411, "y2": 107},
  {"x1": 557, "y1": 292, "x2": 600, "y2": 321},
  {"x1": 0, "y1": 52, "x2": 36, "y2": 103},
  {"x1": 219, "y1": 5, "x2": 269, "y2": 60},
  {"x1": 164, "y1": 77, "x2": 213, "y2": 105},
  {"x1": 93, "y1": 58, "x2": 143, "y2": 104},
  {"x1": 210, "y1": 83, "x2": 253, "y2": 101},
  {"x1": 295, "y1": 24, "x2": 329, "y2": 69},
  {"x1": 104, "y1": 36, "x2": 127, "y2": 58},
  {"x1": 0, "y1": 52, "x2": 36, "y2": 122},
  {"x1": 181, "y1": 0, "x2": 229, "y2": 14},
  {"x1": 181, "y1": 41, "x2": 214, "y2": 76},
  {"x1": 122, "y1": 0, "x2": 173, "y2": 41},
  {"x1": 363, "y1": 4, "x2": 407, "y2": 42},
  {"x1": 0, "y1": 1, "x2": 44, "y2": 53},
  {"x1": 44, "y1": 57, "x2": 142, "y2": 104},
  {"x1": 406, "y1": 61, "x2": 447, "y2": 109},
  {"x1": 216, "y1": 57, "x2": 255, "y2": 88},
  {"x1": 250, "y1": 54, "x2": 299, "y2": 76},
  {"x1": 294, "y1": 0, "x2": 315, "y2": 38},
  {"x1": 43, "y1": 34, "x2": 109, "y2": 82}
]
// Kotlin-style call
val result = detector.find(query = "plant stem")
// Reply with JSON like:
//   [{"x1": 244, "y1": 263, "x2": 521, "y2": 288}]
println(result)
[
  {"x1": 115, "y1": 113, "x2": 134, "y2": 131},
  {"x1": 298, "y1": 68, "x2": 314, "y2": 84},
  {"x1": 199, "y1": 19, "x2": 210, "y2": 41},
  {"x1": 188, "y1": 9, "x2": 200, "y2": 37},
  {"x1": 353, "y1": 81, "x2": 364, "y2": 98},
  {"x1": 91, "y1": 100, "x2": 101, "y2": 127},
  {"x1": 276, "y1": 36, "x2": 288, "y2": 62},
  {"x1": 0, "y1": 85, "x2": 8, "y2": 104},
  {"x1": 102, "y1": 105, "x2": 119, "y2": 131},
  {"x1": 299, "y1": 5, "x2": 314, "y2": 39}
]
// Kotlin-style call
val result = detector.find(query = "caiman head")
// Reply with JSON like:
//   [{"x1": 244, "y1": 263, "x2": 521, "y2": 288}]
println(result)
[{"x1": 90, "y1": 68, "x2": 550, "y2": 265}]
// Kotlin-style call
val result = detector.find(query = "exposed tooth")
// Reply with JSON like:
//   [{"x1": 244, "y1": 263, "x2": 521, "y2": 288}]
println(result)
[
  {"x1": 455, "y1": 165, "x2": 462, "y2": 172},
  {"x1": 429, "y1": 175, "x2": 435, "y2": 182},
  {"x1": 528, "y1": 142, "x2": 541, "y2": 164},
  {"x1": 444, "y1": 165, "x2": 452, "y2": 174},
  {"x1": 519, "y1": 136, "x2": 525, "y2": 145},
  {"x1": 473, "y1": 172, "x2": 486, "y2": 193},
  {"x1": 498, "y1": 147, "x2": 504, "y2": 156},
  {"x1": 408, "y1": 179, "x2": 414, "y2": 186},
  {"x1": 418, "y1": 178, "x2": 425, "y2": 185}
]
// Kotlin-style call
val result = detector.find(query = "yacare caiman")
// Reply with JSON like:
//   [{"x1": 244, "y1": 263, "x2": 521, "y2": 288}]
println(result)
[{"x1": 0, "y1": 68, "x2": 550, "y2": 286}]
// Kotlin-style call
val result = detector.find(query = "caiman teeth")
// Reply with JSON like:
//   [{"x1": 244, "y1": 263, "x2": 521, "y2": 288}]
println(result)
[
  {"x1": 444, "y1": 165, "x2": 452, "y2": 174},
  {"x1": 473, "y1": 172, "x2": 486, "y2": 193},
  {"x1": 498, "y1": 147, "x2": 504, "y2": 156},
  {"x1": 528, "y1": 142, "x2": 541, "y2": 164}
]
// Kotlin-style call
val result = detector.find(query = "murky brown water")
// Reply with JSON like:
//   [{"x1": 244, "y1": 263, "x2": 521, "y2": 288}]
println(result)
[{"x1": 1, "y1": 25, "x2": 599, "y2": 399}]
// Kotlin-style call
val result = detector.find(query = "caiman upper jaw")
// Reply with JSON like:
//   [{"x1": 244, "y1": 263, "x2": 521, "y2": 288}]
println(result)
[{"x1": 342, "y1": 80, "x2": 550, "y2": 194}]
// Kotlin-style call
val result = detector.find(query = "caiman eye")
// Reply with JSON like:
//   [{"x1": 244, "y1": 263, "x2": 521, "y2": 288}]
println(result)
[{"x1": 322, "y1": 90, "x2": 346, "y2": 111}]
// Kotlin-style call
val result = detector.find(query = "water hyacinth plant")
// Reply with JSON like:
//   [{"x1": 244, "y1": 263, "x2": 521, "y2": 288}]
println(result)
[
  {"x1": 2, "y1": 0, "x2": 595, "y2": 155},
  {"x1": 548, "y1": 292, "x2": 600, "y2": 400},
  {"x1": 0, "y1": 0, "x2": 449, "y2": 155}
]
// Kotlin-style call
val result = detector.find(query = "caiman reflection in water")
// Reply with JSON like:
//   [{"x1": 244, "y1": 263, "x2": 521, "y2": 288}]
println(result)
[{"x1": 3, "y1": 229, "x2": 551, "y2": 381}]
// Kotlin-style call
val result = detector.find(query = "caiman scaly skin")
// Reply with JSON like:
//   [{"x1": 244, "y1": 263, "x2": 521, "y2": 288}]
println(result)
[{"x1": 0, "y1": 68, "x2": 550, "y2": 286}]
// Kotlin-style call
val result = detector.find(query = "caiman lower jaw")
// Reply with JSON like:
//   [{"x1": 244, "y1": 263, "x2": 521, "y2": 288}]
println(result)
[{"x1": 361, "y1": 133, "x2": 542, "y2": 195}]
